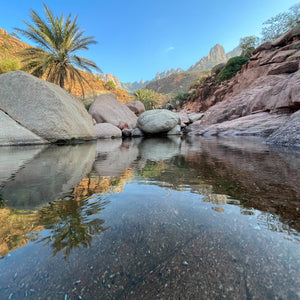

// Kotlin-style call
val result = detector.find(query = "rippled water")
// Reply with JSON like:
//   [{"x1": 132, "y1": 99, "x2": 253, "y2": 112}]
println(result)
[{"x1": 0, "y1": 137, "x2": 299, "y2": 299}]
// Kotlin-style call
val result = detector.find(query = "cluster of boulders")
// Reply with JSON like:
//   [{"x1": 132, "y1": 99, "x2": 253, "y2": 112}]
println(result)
[
  {"x1": 0, "y1": 70, "x2": 205, "y2": 146},
  {"x1": 88, "y1": 94, "x2": 182, "y2": 138},
  {"x1": 87, "y1": 93, "x2": 210, "y2": 139}
]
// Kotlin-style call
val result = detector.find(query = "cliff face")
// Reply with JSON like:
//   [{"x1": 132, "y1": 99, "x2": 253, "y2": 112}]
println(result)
[
  {"x1": 188, "y1": 44, "x2": 228, "y2": 72},
  {"x1": 184, "y1": 24, "x2": 300, "y2": 146},
  {"x1": 96, "y1": 73, "x2": 123, "y2": 89}
]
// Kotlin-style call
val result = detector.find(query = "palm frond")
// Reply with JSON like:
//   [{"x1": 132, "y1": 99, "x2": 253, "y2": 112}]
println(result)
[{"x1": 15, "y1": 3, "x2": 100, "y2": 95}]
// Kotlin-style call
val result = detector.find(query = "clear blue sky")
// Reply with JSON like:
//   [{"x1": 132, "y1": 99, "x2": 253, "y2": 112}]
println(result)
[{"x1": 0, "y1": 0, "x2": 299, "y2": 82}]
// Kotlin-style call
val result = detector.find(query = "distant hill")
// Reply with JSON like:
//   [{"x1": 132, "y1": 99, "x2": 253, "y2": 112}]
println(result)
[
  {"x1": 98, "y1": 68, "x2": 185, "y2": 92},
  {"x1": 0, "y1": 29, "x2": 30, "y2": 61},
  {"x1": 145, "y1": 70, "x2": 210, "y2": 96},
  {"x1": 226, "y1": 45, "x2": 242, "y2": 60},
  {"x1": 0, "y1": 28, "x2": 132, "y2": 103},
  {"x1": 94, "y1": 44, "x2": 241, "y2": 94},
  {"x1": 188, "y1": 44, "x2": 242, "y2": 72},
  {"x1": 144, "y1": 44, "x2": 241, "y2": 96}
]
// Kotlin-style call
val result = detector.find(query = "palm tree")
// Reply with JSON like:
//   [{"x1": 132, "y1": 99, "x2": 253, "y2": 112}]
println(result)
[{"x1": 15, "y1": 3, "x2": 100, "y2": 94}]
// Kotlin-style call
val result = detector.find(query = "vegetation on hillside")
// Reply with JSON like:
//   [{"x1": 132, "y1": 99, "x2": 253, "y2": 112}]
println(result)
[
  {"x1": 105, "y1": 80, "x2": 116, "y2": 90},
  {"x1": 261, "y1": 3, "x2": 300, "y2": 42},
  {"x1": 239, "y1": 36, "x2": 260, "y2": 57},
  {"x1": 134, "y1": 89, "x2": 161, "y2": 110},
  {"x1": 145, "y1": 71, "x2": 210, "y2": 96},
  {"x1": 15, "y1": 3, "x2": 100, "y2": 94},
  {"x1": 217, "y1": 56, "x2": 249, "y2": 81},
  {"x1": 0, "y1": 58, "x2": 20, "y2": 74},
  {"x1": 169, "y1": 92, "x2": 189, "y2": 109}
]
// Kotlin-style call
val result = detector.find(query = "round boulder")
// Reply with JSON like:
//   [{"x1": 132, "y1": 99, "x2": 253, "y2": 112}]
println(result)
[
  {"x1": 137, "y1": 109, "x2": 180, "y2": 134},
  {"x1": 125, "y1": 100, "x2": 145, "y2": 116},
  {"x1": 94, "y1": 123, "x2": 122, "y2": 139}
]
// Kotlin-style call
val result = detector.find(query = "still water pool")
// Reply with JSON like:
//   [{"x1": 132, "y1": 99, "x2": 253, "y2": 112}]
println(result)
[{"x1": 0, "y1": 137, "x2": 299, "y2": 299}]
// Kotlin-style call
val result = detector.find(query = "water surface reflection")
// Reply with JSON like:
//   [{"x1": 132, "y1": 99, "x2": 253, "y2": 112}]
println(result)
[{"x1": 0, "y1": 137, "x2": 299, "y2": 299}]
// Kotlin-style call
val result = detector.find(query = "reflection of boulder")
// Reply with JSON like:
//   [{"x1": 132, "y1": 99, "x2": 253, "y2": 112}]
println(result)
[
  {"x1": 0, "y1": 145, "x2": 45, "y2": 187},
  {"x1": 203, "y1": 193, "x2": 227, "y2": 205},
  {"x1": 139, "y1": 137, "x2": 181, "y2": 161},
  {"x1": 1, "y1": 143, "x2": 96, "y2": 210},
  {"x1": 94, "y1": 123, "x2": 122, "y2": 139},
  {"x1": 94, "y1": 140, "x2": 139, "y2": 176}
]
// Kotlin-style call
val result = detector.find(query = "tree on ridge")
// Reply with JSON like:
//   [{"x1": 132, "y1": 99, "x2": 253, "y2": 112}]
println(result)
[{"x1": 15, "y1": 3, "x2": 100, "y2": 94}]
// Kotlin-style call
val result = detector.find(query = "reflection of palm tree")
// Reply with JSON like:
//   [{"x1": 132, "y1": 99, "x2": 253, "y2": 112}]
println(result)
[{"x1": 37, "y1": 196, "x2": 109, "y2": 259}]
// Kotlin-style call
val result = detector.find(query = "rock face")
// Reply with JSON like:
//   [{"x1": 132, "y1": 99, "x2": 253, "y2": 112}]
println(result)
[
  {"x1": 94, "y1": 123, "x2": 122, "y2": 139},
  {"x1": 199, "y1": 71, "x2": 300, "y2": 126},
  {"x1": 137, "y1": 109, "x2": 180, "y2": 134},
  {"x1": 125, "y1": 100, "x2": 146, "y2": 116},
  {"x1": 0, "y1": 71, "x2": 96, "y2": 144},
  {"x1": 185, "y1": 28, "x2": 300, "y2": 115},
  {"x1": 184, "y1": 25, "x2": 300, "y2": 145},
  {"x1": 188, "y1": 44, "x2": 228, "y2": 72},
  {"x1": 0, "y1": 110, "x2": 47, "y2": 146},
  {"x1": 89, "y1": 94, "x2": 137, "y2": 128},
  {"x1": 187, "y1": 112, "x2": 290, "y2": 137},
  {"x1": 96, "y1": 73, "x2": 122, "y2": 89},
  {"x1": 266, "y1": 110, "x2": 300, "y2": 146}
]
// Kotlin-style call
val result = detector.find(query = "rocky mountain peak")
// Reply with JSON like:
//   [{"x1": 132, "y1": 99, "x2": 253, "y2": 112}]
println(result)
[{"x1": 208, "y1": 44, "x2": 227, "y2": 61}]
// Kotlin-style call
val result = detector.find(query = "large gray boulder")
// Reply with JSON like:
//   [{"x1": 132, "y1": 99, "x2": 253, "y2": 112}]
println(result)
[
  {"x1": 0, "y1": 71, "x2": 96, "y2": 143},
  {"x1": 94, "y1": 123, "x2": 122, "y2": 139},
  {"x1": 137, "y1": 109, "x2": 180, "y2": 134},
  {"x1": 266, "y1": 110, "x2": 300, "y2": 146},
  {"x1": 125, "y1": 100, "x2": 145, "y2": 116},
  {"x1": 0, "y1": 110, "x2": 47, "y2": 146},
  {"x1": 89, "y1": 94, "x2": 138, "y2": 128}
]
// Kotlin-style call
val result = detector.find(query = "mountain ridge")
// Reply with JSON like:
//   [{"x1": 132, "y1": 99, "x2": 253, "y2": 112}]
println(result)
[{"x1": 98, "y1": 44, "x2": 241, "y2": 92}]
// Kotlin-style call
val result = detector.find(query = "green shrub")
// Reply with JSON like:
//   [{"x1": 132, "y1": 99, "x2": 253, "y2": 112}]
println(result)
[
  {"x1": 189, "y1": 76, "x2": 207, "y2": 89},
  {"x1": 105, "y1": 80, "x2": 116, "y2": 90},
  {"x1": 134, "y1": 89, "x2": 161, "y2": 110},
  {"x1": 172, "y1": 92, "x2": 189, "y2": 108},
  {"x1": 211, "y1": 63, "x2": 226, "y2": 75},
  {"x1": 0, "y1": 59, "x2": 20, "y2": 74},
  {"x1": 217, "y1": 56, "x2": 249, "y2": 81},
  {"x1": 84, "y1": 102, "x2": 92, "y2": 111}
]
